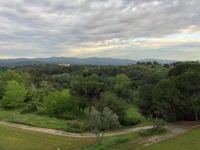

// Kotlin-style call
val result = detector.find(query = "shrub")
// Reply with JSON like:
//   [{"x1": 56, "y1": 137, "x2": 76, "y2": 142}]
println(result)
[
  {"x1": 35, "y1": 107, "x2": 47, "y2": 115},
  {"x1": 20, "y1": 103, "x2": 38, "y2": 114},
  {"x1": 138, "y1": 118, "x2": 167, "y2": 137},
  {"x1": 123, "y1": 116, "x2": 141, "y2": 126},
  {"x1": 58, "y1": 112, "x2": 76, "y2": 120},
  {"x1": 63, "y1": 120, "x2": 88, "y2": 133},
  {"x1": 138, "y1": 127, "x2": 166, "y2": 137},
  {"x1": 152, "y1": 117, "x2": 166, "y2": 129},
  {"x1": 64, "y1": 126, "x2": 84, "y2": 133}
]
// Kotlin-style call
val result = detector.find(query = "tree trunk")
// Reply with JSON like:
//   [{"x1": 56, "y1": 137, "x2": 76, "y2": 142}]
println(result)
[
  {"x1": 88, "y1": 102, "x2": 92, "y2": 119},
  {"x1": 195, "y1": 111, "x2": 198, "y2": 121}
]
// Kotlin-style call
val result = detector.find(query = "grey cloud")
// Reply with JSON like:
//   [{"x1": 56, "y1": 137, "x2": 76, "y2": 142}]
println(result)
[{"x1": 0, "y1": 0, "x2": 200, "y2": 59}]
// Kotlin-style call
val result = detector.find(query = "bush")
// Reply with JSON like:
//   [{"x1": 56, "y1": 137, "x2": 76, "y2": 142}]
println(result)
[
  {"x1": 35, "y1": 107, "x2": 47, "y2": 115},
  {"x1": 123, "y1": 116, "x2": 141, "y2": 126},
  {"x1": 20, "y1": 103, "x2": 38, "y2": 114},
  {"x1": 138, "y1": 118, "x2": 167, "y2": 137},
  {"x1": 58, "y1": 112, "x2": 76, "y2": 120},
  {"x1": 64, "y1": 126, "x2": 84, "y2": 133},
  {"x1": 110, "y1": 137, "x2": 128, "y2": 145},
  {"x1": 138, "y1": 127, "x2": 167, "y2": 137},
  {"x1": 152, "y1": 118, "x2": 166, "y2": 129},
  {"x1": 63, "y1": 120, "x2": 88, "y2": 133}
]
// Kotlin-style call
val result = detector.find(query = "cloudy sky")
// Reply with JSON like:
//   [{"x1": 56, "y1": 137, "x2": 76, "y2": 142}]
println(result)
[{"x1": 0, "y1": 0, "x2": 200, "y2": 60}]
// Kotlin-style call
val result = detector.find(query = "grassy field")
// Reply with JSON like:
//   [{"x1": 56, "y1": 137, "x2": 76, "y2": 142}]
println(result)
[
  {"x1": 0, "y1": 125, "x2": 94, "y2": 150},
  {"x1": 0, "y1": 108, "x2": 70, "y2": 130},
  {"x1": 0, "y1": 105, "x2": 147, "y2": 130},
  {"x1": 0, "y1": 124, "x2": 148, "y2": 150},
  {"x1": 137, "y1": 128, "x2": 200, "y2": 150}
]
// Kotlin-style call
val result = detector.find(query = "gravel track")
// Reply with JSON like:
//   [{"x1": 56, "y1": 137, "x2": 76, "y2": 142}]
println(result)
[{"x1": 0, "y1": 121, "x2": 153, "y2": 138}]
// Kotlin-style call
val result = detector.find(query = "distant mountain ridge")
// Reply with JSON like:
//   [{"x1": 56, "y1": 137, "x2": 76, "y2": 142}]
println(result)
[{"x1": 0, "y1": 57, "x2": 179, "y2": 66}]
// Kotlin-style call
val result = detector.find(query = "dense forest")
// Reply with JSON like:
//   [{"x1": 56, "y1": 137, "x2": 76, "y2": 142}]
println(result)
[{"x1": 0, "y1": 61, "x2": 199, "y2": 132}]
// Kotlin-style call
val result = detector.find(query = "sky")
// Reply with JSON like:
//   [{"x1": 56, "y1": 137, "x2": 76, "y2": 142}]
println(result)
[{"x1": 0, "y1": 0, "x2": 200, "y2": 60}]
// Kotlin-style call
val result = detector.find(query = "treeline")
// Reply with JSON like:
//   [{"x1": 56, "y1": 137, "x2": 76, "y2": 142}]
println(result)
[
  {"x1": 138, "y1": 62, "x2": 200, "y2": 122},
  {"x1": 0, "y1": 61, "x2": 199, "y2": 126}
]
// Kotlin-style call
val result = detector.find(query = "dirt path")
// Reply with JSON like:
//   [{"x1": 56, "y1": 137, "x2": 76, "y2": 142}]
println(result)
[
  {"x1": 1, "y1": 120, "x2": 199, "y2": 143},
  {"x1": 0, "y1": 121, "x2": 153, "y2": 138},
  {"x1": 142, "y1": 122, "x2": 200, "y2": 147}
]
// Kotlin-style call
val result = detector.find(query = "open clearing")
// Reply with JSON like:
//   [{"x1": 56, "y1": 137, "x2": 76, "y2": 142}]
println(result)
[
  {"x1": 138, "y1": 127, "x2": 200, "y2": 150},
  {"x1": 0, "y1": 125, "x2": 94, "y2": 150},
  {"x1": 1, "y1": 121, "x2": 200, "y2": 150}
]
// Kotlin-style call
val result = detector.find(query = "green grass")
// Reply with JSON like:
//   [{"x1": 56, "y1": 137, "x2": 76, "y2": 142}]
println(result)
[
  {"x1": 81, "y1": 131, "x2": 147, "y2": 150},
  {"x1": 0, "y1": 108, "x2": 70, "y2": 130},
  {"x1": 0, "y1": 125, "x2": 94, "y2": 150},
  {"x1": 126, "y1": 105, "x2": 145, "y2": 120},
  {"x1": 137, "y1": 128, "x2": 200, "y2": 150}
]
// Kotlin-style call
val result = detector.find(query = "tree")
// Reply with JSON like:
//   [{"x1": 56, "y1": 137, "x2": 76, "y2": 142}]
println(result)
[
  {"x1": 113, "y1": 74, "x2": 132, "y2": 100},
  {"x1": 90, "y1": 107, "x2": 121, "y2": 144},
  {"x1": 173, "y1": 70, "x2": 200, "y2": 121},
  {"x1": 138, "y1": 84, "x2": 156, "y2": 119},
  {"x1": 44, "y1": 90, "x2": 78, "y2": 119},
  {"x1": 95, "y1": 92, "x2": 127, "y2": 123},
  {"x1": 71, "y1": 80, "x2": 105, "y2": 118},
  {"x1": 153, "y1": 79, "x2": 181, "y2": 122},
  {"x1": 1, "y1": 80, "x2": 27, "y2": 108}
]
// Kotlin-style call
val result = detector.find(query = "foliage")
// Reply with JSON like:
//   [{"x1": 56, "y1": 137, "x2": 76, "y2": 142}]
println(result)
[
  {"x1": 153, "y1": 79, "x2": 181, "y2": 121},
  {"x1": 138, "y1": 84, "x2": 156, "y2": 119},
  {"x1": 90, "y1": 107, "x2": 121, "y2": 144},
  {"x1": 138, "y1": 117, "x2": 166, "y2": 137},
  {"x1": 138, "y1": 127, "x2": 167, "y2": 137},
  {"x1": 71, "y1": 76, "x2": 105, "y2": 117},
  {"x1": 20, "y1": 102, "x2": 38, "y2": 114},
  {"x1": 1, "y1": 80, "x2": 27, "y2": 109},
  {"x1": 95, "y1": 92, "x2": 127, "y2": 124},
  {"x1": 151, "y1": 117, "x2": 166, "y2": 129},
  {"x1": 64, "y1": 120, "x2": 88, "y2": 133},
  {"x1": 123, "y1": 116, "x2": 141, "y2": 126},
  {"x1": 44, "y1": 90, "x2": 79, "y2": 119}
]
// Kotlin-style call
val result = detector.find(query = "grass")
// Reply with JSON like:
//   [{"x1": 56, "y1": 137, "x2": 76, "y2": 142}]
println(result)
[
  {"x1": 0, "y1": 106, "x2": 149, "y2": 133},
  {"x1": 137, "y1": 128, "x2": 200, "y2": 150},
  {"x1": 126, "y1": 105, "x2": 145, "y2": 120},
  {"x1": 0, "y1": 125, "x2": 94, "y2": 150},
  {"x1": 0, "y1": 108, "x2": 70, "y2": 130},
  {"x1": 81, "y1": 131, "x2": 147, "y2": 150}
]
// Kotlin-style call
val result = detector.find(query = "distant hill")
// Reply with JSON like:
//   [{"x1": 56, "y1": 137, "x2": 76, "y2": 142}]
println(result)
[{"x1": 0, "y1": 57, "x2": 180, "y2": 66}]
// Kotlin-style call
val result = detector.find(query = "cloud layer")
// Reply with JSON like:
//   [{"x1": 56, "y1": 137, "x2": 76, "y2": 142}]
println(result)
[{"x1": 0, "y1": 0, "x2": 200, "y2": 60}]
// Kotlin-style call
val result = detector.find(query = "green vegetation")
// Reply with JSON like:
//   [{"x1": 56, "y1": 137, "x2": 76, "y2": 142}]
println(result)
[
  {"x1": 138, "y1": 128, "x2": 200, "y2": 150},
  {"x1": 0, "y1": 125, "x2": 93, "y2": 150},
  {"x1": 0, "y1": 108, "x2": 69, "y2": 130},
  {"x1": 1, "y1": 61, "x2": 200, "y2": 149}
]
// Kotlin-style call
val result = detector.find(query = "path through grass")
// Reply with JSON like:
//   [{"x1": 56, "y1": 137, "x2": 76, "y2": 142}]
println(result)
[
  {"x1": 0, "y1": 125, "x2": 94, "y2": 150},
  {"x1": 138, "y1": 128, "x2": 200, "y2": 150}
]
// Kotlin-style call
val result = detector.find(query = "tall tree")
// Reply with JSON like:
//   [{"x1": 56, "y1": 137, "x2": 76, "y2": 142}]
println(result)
[
  {"x1": 95, "y1": 92, "x2": 127, "y2": 123},
  {"x1": 153, "y1": 79, "x2": 181, "y2": 121},
  {"x1": 138, "y1": 84, "x2": 156, "y2": 119},
  {"x1": 71, "y1": 80, "x2": 105, "y2": 118},
  {"x1": 1, "y1": 80, "x2": 27, "y2": 108}
]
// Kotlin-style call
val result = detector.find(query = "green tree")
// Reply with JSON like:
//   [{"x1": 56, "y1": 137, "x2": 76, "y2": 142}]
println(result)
[
  {"x1": 1, "y1": 80, "x2": 27, "y2": 108},
  {"x1": 95, "y1": 92, "x2": 127, "y2": 123},
  {"x1": 44, "y1": 90, "x2": 78, "y2": 119},
  {"x1": 138, "y1": 84, "x2": 156, "y2": 119},
  {"x1": 90, "y1": 107, "x2": 121, "y2": 144},
  {"x1": 71, "y1": 80, "x2": 105, "y2": 118},
  {"x1": 113, "y1": 74, "x2": 132, "y2": 100},
  {"x1": 153, "y1": 79, "x2": 181, "y2": 121},
  {"x1": 174, "y1": 70, "x2": 200, "y2": 121}
]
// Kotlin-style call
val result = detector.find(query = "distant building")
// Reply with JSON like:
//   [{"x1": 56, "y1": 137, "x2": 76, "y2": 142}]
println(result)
[{"x1": 58, "y1": 63, "x2": 70, "y2": 67}]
